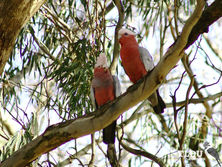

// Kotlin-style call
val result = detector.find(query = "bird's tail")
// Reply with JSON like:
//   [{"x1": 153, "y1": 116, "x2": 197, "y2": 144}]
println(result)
[
  {"x1": 103, "y1": 121, "x2": 119, "y2": 166},
  {"x1": 149, "y1": 89, "x2": 166, "y2": 114},
  {"x1": 216, "y1": 159, "x2": 221, "y2": 167},
  {"x1": 103, "y1": 121, "x2": 116, "y2": 144}
]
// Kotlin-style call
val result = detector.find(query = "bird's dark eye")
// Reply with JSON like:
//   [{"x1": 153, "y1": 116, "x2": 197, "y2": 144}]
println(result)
[{"x1": 124, "y1": 32, "x2": 128, "y2": 35}]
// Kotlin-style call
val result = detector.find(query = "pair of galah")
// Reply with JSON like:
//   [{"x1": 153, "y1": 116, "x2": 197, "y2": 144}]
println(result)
[{"x1": 90, "y1": 28, "x2": 166, "y2": 144}]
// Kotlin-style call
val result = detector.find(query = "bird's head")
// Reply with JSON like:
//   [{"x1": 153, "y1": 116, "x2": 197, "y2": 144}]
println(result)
[
  {"x1": 118, "y1": 28, "x2": 136, "y2": 45},
  {"x1": 203, "y1": 141, "x2": 211, "y2": 149},
  {"x1": 94, "y1": 53, "x2": 108, "y2": 69},
  {"x1": 93, "y1": 53, "x2": 111, "y2": 77}
]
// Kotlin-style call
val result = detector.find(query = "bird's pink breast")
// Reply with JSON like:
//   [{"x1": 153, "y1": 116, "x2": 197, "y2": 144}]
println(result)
[
  {"x1": 95, "y1": 86, "x2": 115, "y2": 106},
  {"x1": 93, "y1": 67, "x2": 115, "y2": 106},
  {"x1": 120, "y1": 45, "x2": 147, "y2": 83}
]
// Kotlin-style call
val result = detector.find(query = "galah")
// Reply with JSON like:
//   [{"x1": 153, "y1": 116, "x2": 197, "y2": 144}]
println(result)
[
  {"x1": 118, "y1": 28, "x2": 166, "y2": 114},
  {"x1": 90, "y1": 53, "x2": 121, "y2": 144}
]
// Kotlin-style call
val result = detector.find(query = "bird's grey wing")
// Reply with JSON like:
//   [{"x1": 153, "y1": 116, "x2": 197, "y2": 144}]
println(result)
[
  {"x1": 90, "y1": 85, "x2": 97, "y2": 109},
  {"x1": 207, "y1": 148, "x2": 220, "y2": 159},
  {"x1": 112, "y1": 76, "x2": 121, "y2": 97},
  {"x1": 138, "y1": 46, "x2": 154, "y2": 72}
]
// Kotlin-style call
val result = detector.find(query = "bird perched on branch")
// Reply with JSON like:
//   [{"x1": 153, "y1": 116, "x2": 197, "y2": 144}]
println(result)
[
  {"x1": 90, "y1": 53, "x2": 121, "y2": 144},
  {"x1": 203, "y1": 141, "x2": 221, "y2": 167},
  {"x1": 118, "y1": 28, "x2": 166, "y2": 114},
  {"x1": 90, "y1": 53, "x2": 121, "y2": 166}
]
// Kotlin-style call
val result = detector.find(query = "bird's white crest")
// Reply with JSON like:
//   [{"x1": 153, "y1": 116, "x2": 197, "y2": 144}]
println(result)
[
  {"x1": 118, "y1": 28, "x2": 136, "y2": 39},
  {"x1": 95, "y1": 53, "x2": 108, "y2": 68}
]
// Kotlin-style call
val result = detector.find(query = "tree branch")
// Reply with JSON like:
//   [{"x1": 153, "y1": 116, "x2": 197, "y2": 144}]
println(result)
[
  {"x1": 181, "y1": 54, "x2": 212, "y2": 119},
  {"x1": 185, "y1": 0, "x2": 222, "y2": 49},
  {"x1": 165, "y1": 91, "x2": 222, "y2": 107},
  {"x1": 179, "y1": 75, "x2": 195, "y2": 167},
  {"x1": 110, "y1": 0, "x2": 124, "y2": 74},
  {"x1": 0, "y1": 0, "x2": 46, "y2": 75},
  {"x1": 120, "y1": 140, "x2": 166, "y2": 167}
]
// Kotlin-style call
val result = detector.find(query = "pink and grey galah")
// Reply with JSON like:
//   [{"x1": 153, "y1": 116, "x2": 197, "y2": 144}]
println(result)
[
  {"x1": 90, "y1": 53, "x2": 121, "y2": 144},
  {"x1": 118, "y1": 28, "x2": 166, "y2": 114}
]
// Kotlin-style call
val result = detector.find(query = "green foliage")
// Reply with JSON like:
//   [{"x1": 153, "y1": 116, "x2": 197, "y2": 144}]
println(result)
[
  {"x1": 0, "y1": 119, "x2": 34, "y2": 161},
  {"x1": 48, "y1": 38, "x2": 95, "y2": 118}
]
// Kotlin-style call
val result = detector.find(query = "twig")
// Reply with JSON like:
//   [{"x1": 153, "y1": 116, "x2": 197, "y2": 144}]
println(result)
[
  {"x1": 180, "y1": 75, "x2": 194, "y2": 148},
  {"x1": 41, "y1": 6, "x2": 73, "y2": 43},
  {"x1": 101, "y1": 0, "x2": 107, "y2": 52},
  {"x1": 32, "y1": 31, "x2": 58, "y2": 63},
  {"x1": 88, "y1": 134, "x2": 95, "y2": 167},
  {"x1": 118, "y1": 100, "x2": 148, "y2": 127},
  {"x1": 110, "y1": 0, "x2": 124, "y2": 74},
  {"x1": 181, "y1": 53, "x2": 211, "y2": 150},
  {"x1": 158, "y1": 114, "x2": 170, "y2": 133},
  {"x1": 99, "y1": 1, "x2": 115, "y2": 16},
  {"x1": 165, "y1": 91, "x2": 222, "y2": 107},
  {"x1": 55, "y1": 138, "x2": 102, "y2": 167},
  {"x1": 179, "y1": 75, "x2": 195, "y2": 167},
  {"x1": 167, "y1": 2, "x2": 176, "y2": 40},
  {"x1": 3, "y1": 106, "x2": 26, "y2": 130},
  {"x1": 203, "y1": 34, "x2": 222, "y2": 61},
  {"x1": 120, "y1": 140, "x2": 166, "y2": 167},
  {"x1": 171, "y1": 70, "x2": 187, "y2": 142},
  {"x1": 0, "y1": 111, "x2": 13, "y2": 136},
  {"x1": 173, "y1": 0, "x2": 179, "y2": 36},
  {"x1": 0, "y1": 133, "x2": 9, "y2": 141},
  {"x1": 118, "y1": 114, "x2": 124, "y2": 165},
  {"x1": 42, "y1": 5, "x2": 71, "y2": 32},
  {"x1": 198, "y1": 45, "x2": 222, "y2": 73}
]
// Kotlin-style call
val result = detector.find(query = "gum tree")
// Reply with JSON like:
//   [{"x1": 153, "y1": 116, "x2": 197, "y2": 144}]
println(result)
[{"x1": 0, "y1": 0, "x2": 222, "y2": 167}]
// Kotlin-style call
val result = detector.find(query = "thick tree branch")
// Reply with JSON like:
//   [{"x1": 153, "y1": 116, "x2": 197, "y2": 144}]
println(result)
[
  {"x1": 0, "y1": 0, "x2": 46, "y2": 75},
  {"x1": 156, "y1": 0, "x2": 205, "y2": 84},
  {"x1": 185, "y1": 0, "x2": 222, "y2": 49},
  {"x1": 3, "y1": 1, "x2": 222, "y2": 167}
]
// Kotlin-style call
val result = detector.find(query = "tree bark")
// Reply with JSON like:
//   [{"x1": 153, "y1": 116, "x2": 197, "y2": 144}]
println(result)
[
  {"x1": 0, "y1": 0, "x2": 46, "y2": 75},
  {"x1": 186, "y1": 0, "x2": 222, "y2": 49}
]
